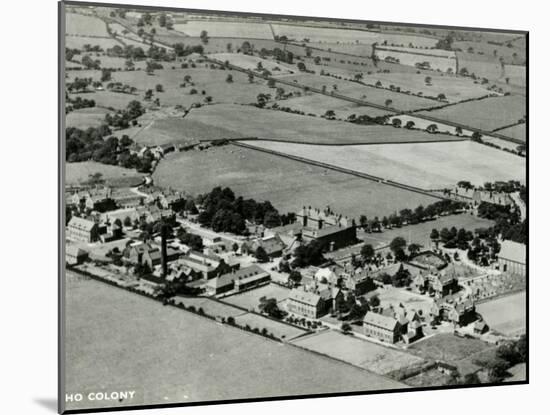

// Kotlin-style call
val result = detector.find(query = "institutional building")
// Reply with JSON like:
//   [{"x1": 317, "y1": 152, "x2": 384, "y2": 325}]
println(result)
[
  {"x1": 363, "y1": 311, "x2": 404, "y2": 344},
  {"x1": 66, "y1": 217, "x2": 99, "y2": 243},
  {"x1": 497, "y1": 240, "x2": 526, "y2": 276}
]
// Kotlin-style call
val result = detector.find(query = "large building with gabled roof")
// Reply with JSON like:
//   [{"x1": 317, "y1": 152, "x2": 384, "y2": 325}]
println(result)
[{"x1": 498, "y1": 240, "x2": 526, "y2": 276}]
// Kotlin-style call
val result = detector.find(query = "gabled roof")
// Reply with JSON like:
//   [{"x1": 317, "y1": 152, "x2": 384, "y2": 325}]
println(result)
[
  {"x1": 498, "y1": 240, "x2": 526, "y2": 264},
  {"x1": 68, "y1": 216, "x2": 97, "y2": 232},
  {"x1": 363, "y1": 311, "x2": 400, "y2": 331},
  {"x1": 289, "y1": 288, "x2": 322, "y2": 306}
]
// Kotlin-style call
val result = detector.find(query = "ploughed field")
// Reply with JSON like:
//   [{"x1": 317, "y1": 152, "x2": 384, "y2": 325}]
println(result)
[
  {"x1": 153, "y1": 145, "x2": 439, "y2": 219},
  {"x1": 242, "y1": 140, "x2": 526, "y2": 189},
  {"x1": 182, "y1": 104, "x2": 464, "y2": 145},
  {"x1": 64, "y1": 276, "x2": 404, "y2": 411}
]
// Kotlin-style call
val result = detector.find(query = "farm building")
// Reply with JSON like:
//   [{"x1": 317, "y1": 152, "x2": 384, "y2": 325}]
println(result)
[
  {"x1": 66, "y1": 217, "x2": 99, "y2": 243},
  {"x1": 498, "y1": 240, "x2": 526, "y2": 276},
  {"x1": 363, "y1": 311, "x2": 405, "y2": 344},
  {"x1": 65, "y1": 245, "x2": 89, "y2": 265}
]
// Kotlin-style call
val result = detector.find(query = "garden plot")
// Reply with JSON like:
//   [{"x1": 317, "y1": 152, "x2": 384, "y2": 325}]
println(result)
[{"x1": 243, "y1": 140, "x2": 526, "y2": 189}]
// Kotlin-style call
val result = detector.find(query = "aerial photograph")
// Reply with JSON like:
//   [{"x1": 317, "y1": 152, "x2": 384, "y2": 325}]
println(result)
[{"x1": 61, "y1": 2, "x2": 527, "y2": 412}]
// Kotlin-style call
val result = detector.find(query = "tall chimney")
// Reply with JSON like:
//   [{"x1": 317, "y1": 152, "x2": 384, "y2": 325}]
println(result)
[{"x1": 161, "y1": 223, "x2": 168, "y2": 278}]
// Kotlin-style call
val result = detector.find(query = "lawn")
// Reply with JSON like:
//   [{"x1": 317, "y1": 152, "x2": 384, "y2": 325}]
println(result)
[
  {"x1": 182, "y1": 103, "x2": 463, "y2": 144},
  {"x1": 234, "y1": 312, "x2": 307, "y2": 340},
  {"x1": 244, "y1": 140, "x2": 526, "y2": 189},
  {"x1": 65, "y1": 161, "x2": 144, "y2": 187},
  {"x1": 64, "y1": 278, "x2": 403, "y2": 411},
  {"x1": 476, "y1": 291, "x2": 526, "y2": 336},
  {"x1": 152, "y1": 144, "x2": 439, "y2": 219},
  {"x1": 66, "y1": 13, "x2": 110, "y2": 37},
  {"x1": 359, "y1": 213, "x2": 494, "y2": 249},
  {"x1": 417, "y1": 95, "x2": 527, "y2": 131},
  {"x1": 291, "y1": 330, "x2": 425, "y2": 375},
  {"x1": 377, "y1": 287, "x2": 435, "y2": 316},
  {"x1": 222, "y1": 284, "x2": 292, "y2": 311},
  {"x1": 408, "y1": 333, "x2": 493, "y2": 362},
  {"x1": 174, "y1": 21, "x2": 274, "y2": 39}
]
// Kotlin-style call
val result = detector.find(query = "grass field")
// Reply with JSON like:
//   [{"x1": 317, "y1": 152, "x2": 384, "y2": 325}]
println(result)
[
  {"x1": 417, "y1": 95, "x2": 526, "y2": 131},
  {"x1": 408, "y1": 333, "x2": 493, "y2": 362},
  {"x1": 243, "y1": 140, "x2": 526, "y2": 189},
  {"x1": 375, "y1": 47, "x2": 457, "y2": 73},
  {"x1": 361, "y1": 213, "x2": 495, "y2": 249},
  {"x1": 271, "y1": 24, "x2": 437, "y2": 48},
  {"x1": 183, "y1": 104, "x2": 462, "y2": 144},
  {"x1": 477, "y1": 291, "x2": 526, "y2": 336},
  {"x1": 209, "y1": 52, "x2": 298, "y2": 75},
  {"x1": 234, "y1": 312, "x2": 307, "y2": 340},
  {"x1": 496, "y1": 123, "x2": 526, "y2": 142},
  {"x1": 456, "y1": 52, "x2": 504, "y2": 82},
  {"x1": 65, "y1": 161, "x2": 144, "y2": 187},
  {"x1": 363, "y1": 71, "x2": 492, "y2": 103},
  {"x1": 65, "y1": 35, "x2": 122, "y2": 50},
  {"x1": 66, "y1": 13, "x2": 109, "y2": 37},
  {"x1": 66, "y1": 107, "x2": 111, "y2": 129},
  {"x1": 282, "y1": 73, "x2": 440, "y2": 112},
  {"x1": 64, "y1": 278, "x2": 403, "y2": 411},
  {"x1": 153, "y1": 145, "x2": 439, "y2": 219},
  {"x1": 387, "y1": 114, "x2": 476, "y2": 136},
  {"x1": 504, "y1": 64, "x2": 527, "y2": 87},
  {"x1": 223, "y1": 284, "x2": 292, "y2": 311},
  {"x1": 291, "y1": 330, "x2": 425, "y2": 375},
  {"x1": 174, "y1": 21, "x2": 274, "y2": 39},
  {"x1": 66, "y1": 67, "x2": 281, "y2": 109}
]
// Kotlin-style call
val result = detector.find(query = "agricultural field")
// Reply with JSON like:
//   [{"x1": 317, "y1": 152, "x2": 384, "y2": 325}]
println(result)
[
  {"x1": 495, "y1": 123, "x2": 526, "y2": 142},
  {"x1": 504, "y1": 64, "x2": 527, "y2": 87},
  {"x1": 65, "y1": 161, "x2": 144, "y2": 187},
  {"x1": 291, "y1": 330, "x2": 425, "y2": 375},
  {"x1": 174, "y1": 20, "x2": 274, "y2": 39},
  {"x1": 456, "y1": 52, "x2": 503, "y2": 82},
  {"x1": 182, "y1": 103, "x2": 460, "y2": 144},
  {"x1": 223, "y1": 283, "x2": 292, "y2": 311},
  {"x1": 173, "y1": 296, "x2": 244, "y2": 319},
  {"x1": 243, "y1": 140, "x2": 526, "y2": 189},
  {"x1": 476, "y1": 291, "x2": 526, "y2": 336},
  {"x1": 454, "y1": 41, "x2": 526, "y2": 66},
  {"x1": 65, "y1": 35, "x2": 122, "y2": 50},
  {"x1": 417, "y1": 95, "x2": 527, "y2": 131},
  {"x1": 375, "y1": 47, "x2": 457, "y2": 73},
  {"x1": 66, "y1": 107, "x2": 111, "y2": 129},
  {"x1": 271, "y1": 24, "x2": 438, "y2": 48},
  {"x1": 66, "y1": 67, "x2": 280, "y2": 110},
  {"x1": 363, "y1": 71, "x2": 493, "y2": 102},
  {"x1": 65, "y1": 278, "x2": 403, "y2": 411},
  {"x1": 282, "y1": 73, "x2": 441, "y2": 111},
  {"x1": 387, "y1": 114, "x2": 475, "y2": 137},
  {"x1": 208, "y1": 52, "x2": 298, "y2": 74},
  {"x1": 153, "y1": 144, "x2": 440, "y2": 219},
  {"x1": 66, "y1": 12, "x2": 110, "y2": 37}
]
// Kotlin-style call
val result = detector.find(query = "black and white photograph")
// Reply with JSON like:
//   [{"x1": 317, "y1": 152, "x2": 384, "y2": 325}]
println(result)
[{"x1": 59, "y1": 0, "x2": 528, "y2": 413}]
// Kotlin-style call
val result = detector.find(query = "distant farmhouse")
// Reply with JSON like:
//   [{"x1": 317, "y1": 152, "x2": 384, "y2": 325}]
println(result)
[{"x1": 498, "y1": 240, "x2": 526, "y2": 276}]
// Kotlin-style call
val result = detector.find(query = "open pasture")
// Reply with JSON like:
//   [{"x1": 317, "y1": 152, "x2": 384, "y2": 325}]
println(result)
[
  {"x1": 244, "y1": 140, "x2": 526, "y2": 189},
  {"x1": 454, "y1": 40, "x2": 526, "y2": 66},
  {"x1": 408, "y1": 333, "x2": 493, "y2": 362},
  {"x1": 456, "y1": 52, "x2": 503, "y2": 82},
  {"x1": 417, "y1": 95, "x2": 526, "y2": 131},
  {"x1": 174, "y1": 20, "x2": 274, "y2": 39},
  {"x1": 65, "y1": 35, "x2": 122, "y2": 50},
  {"x1": 495, "y1": 123, "x2": 526, "y2": 142},
  {"x1": 183, "y1": 103, "x2": 462, "y2": 144},
  {"x1": 153, "y1": 144, "x2": 439, "y2": 219},
  {"x1": 209, "y1": 52, "x2": 297, "y2": 75},
  {"x1": 504, "y1": 65, "x2": 526, "y2": 87},
  {"x1": 282, "y1": 73, "x2": 440, "y2": 112},
  {"x1": 476, "y1": 291, "x2": 526, "y2": 336},
  {"x1": 291, "y1": 330, "x2": 425, "y2": 375},
  {"x1": 375, "y1": 48, "x2": 457, "y2": 73},
  {"x1": 66, "y1": 13, "x2": 109, "y2": 37},
  {"x1": 65, "y1": 279, "x2": 403, "y2": 411},
  {"x1": 65, "y1": 161, "x2": 144, "y2": 187},
  {"x1": 66, "y1": 107, "x2": 111, "y2": 129},
  {"x1": 363, "y1": 71, "x2": 492, "y2": 103},
  {"x1": 271, "y1": 24, "x2": 437, "y2": 48},
  {"x1": 223, "y1": 284, "x2": 292, "y2": 311}
]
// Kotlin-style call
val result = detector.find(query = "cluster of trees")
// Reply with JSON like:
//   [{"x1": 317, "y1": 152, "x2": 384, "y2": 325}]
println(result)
[
  {"x1": 106, "y1": 44, "x2": 146, "y2": 60},
  {"x1": 104, "y1": 100, "x2": 145, "y2": 129},
  {"x1": 258, "y1": 296, "x2": 285, "y2": 319},
  {"x1": 146, "y1": 45, "x2": 172, "y2": 61},
  {"x1": 105, "y1": 82, "x2": 138, "y2": 94},
  {"x1": 359, "y1": 199, "x2": 468, "y2": 233},
  {"x1": 435, "y1": 33, "x2": 454, "y2": 50},
  {"x1": 256, "y1": 47, "x2": 294, "y2": 64},
  {"x1": 65, "y1": 47, "x2": 81, "y2": 62},
  {"x1": 173, "y1": 43, "x2": 204, "y2": 57},
  {"x1": 476, "y1": 335, "x2": 526, "y2": 382},
  {"x1": 379, "y1": 263, "x2": 412, "y2": 287},
  {"x1": 292, "y1": 240, "x2": 325, "y2": 268},
  {"x1": 176, "y1": 227, "x2": 204, "y2": 251},
  {"x1": 146, "y1": 60, "x2": 164, "y2": 74},
  {"x1": 466, "y1": 228, "x2": 500, "y2": 265},
  {"x1": 477, "y1": 202, "x2": 525, "y2": 244},
  {"x1": 67, "y1": 77, "x2": 93, "y2": 93},
  {"x1": 66, "y1": 95, "x2": 95, "y2": 113},
  {"x1": 196, "y1": 187, "x2": 284, "y2": 235},
  {"x1": 81, "y1": 54, "x2": 101, "y2": 70}
]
